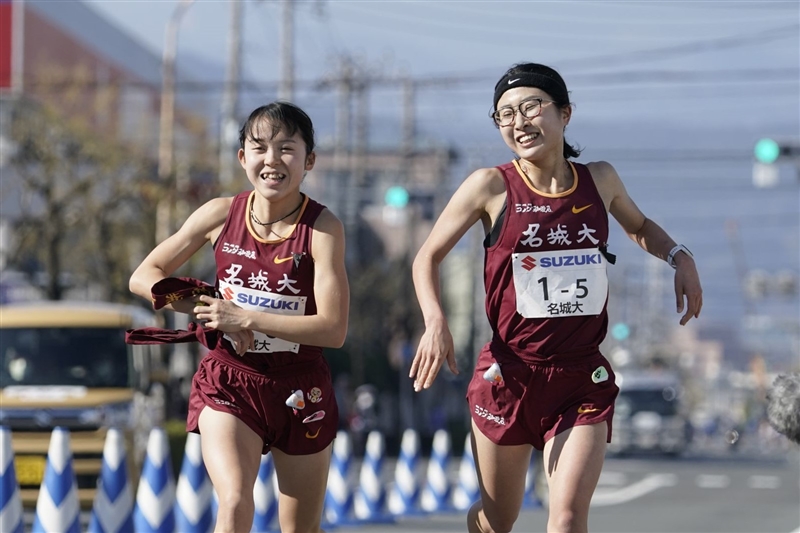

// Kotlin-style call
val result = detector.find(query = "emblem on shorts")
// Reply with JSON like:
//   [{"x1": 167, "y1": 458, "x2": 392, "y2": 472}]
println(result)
[
  {"x1": 285, "y1": 390, "x2": 306, "y2": 409},
  {"x1": 308, "y1": 387, "x2": 323, "y2": 403},
  {"x1": 305, "y1": 427, "x2": 322, "y2": 439},
  {"x1": 303, "y1": 410, "x2": 326, "y2": 424},
  {"x1": 592, "y1": 366, "x2": 609, "y2": 384},
  {"x1": 483, "y1": 362, "x2": 504, "y2": 384},
  {"x1": 578, "y1": 405, "x2": 600, "y2": 414}
]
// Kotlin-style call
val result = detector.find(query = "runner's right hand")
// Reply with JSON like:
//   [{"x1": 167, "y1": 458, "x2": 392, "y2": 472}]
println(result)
[{"x1": 410, "y1": 318, "x2": 458, "y2": 392}]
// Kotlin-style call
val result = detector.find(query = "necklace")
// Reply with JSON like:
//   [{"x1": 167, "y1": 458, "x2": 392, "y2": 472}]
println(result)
[{"x1": 250, "y1": 195, "x2": 304, "y2": 226}]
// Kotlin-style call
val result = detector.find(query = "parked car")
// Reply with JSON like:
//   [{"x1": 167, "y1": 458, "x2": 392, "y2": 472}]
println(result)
[{"x1": 607, "y1": 370, "x2": 693, "y2": 456}]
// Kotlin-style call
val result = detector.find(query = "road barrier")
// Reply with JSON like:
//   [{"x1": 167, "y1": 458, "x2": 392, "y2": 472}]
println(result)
[
  {"x1": 421, "y1": 429, "x2": 452, "y2": 513},
  {"x1": 452, "y1": 433, "x2": 480, "y2": 511},
  {"x1": 89, "y1": 428, "x2": 134, "y2": 533},
  {"x1": 353, "y1": 431, "x2": 392, "y2": 522},
  {"x1": 175, "y1": 433, "x2": 213, "y2": 533},
  {"x1": 33, "y1": 427, "x2": 80, "y2": 533},
  {"x1": 134, "y1": 428, "x2": 176, "y2": 533},
  {"x1": 251, "y1": 453, "x2": 278, "y2": 533},
  {"x1": 324, "y1": 430, "x2": 355, "y2": 526},
  {"x1": 2, "y1": 425, "x2": 531, "y2": 532},
  {"x1": 388, "y1": 428, "x2": 422, "y2": 516},
  {"x1": 0, "y1": 426, "x2": 24, "y2": 533}
]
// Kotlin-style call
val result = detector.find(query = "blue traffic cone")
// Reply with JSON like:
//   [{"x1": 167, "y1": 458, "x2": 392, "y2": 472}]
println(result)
[
  {"x1": 324, "y1": 430, "x2": 355, "y2": 526},
  {"x1": 33, "y1": 427, "x2": 80, "y2": 533},
  {"x1": 175, "y1": 433, "x2": 213, "y2": 533},
  {"x1": 251, "y1": 453, "x2": 278, "y2": 533},
  {"x1": 353, "y1": 431, "x2": 392, "y2": 522},
  {"x1": 89, "y1": 428, "x2": 134, "y2": 533},
  {"x1": 452, "y1": 433, "x2": 479, "y2": 511},
  {"x1": 388, "y1": 428, "x2": 422, "y2": 516},
  {"x1": 0, "y1": 426, "x2": 24, "y2": 533},
  {"x1": 420, "y1": 429, "x2": 452, "y2": 513},
  {"x1": 524, "y1": 452, "x2": 543, "y2": 508},
  {"x1": 134, "y1": 427, "x2": 176, "y2": 533}
]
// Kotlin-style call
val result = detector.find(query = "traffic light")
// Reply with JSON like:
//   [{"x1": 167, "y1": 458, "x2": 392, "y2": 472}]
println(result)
[
  {"x1": 754, "y1": 138, "x2": 780, "y2": 164},
  {"x1": 611, "y1": 322, "x2": 630, "y2": 341},
  {"x1": 753, "y1": 138, "x2": 800, "y2": 164},
  {"x1": 384, "y1": 186, "x2": 409, "y2": 208}
]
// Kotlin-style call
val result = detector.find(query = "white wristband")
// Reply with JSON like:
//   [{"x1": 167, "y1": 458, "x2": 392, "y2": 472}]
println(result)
[{"x1": 667, "y1": 244, "x2": 692, "y2": 269}]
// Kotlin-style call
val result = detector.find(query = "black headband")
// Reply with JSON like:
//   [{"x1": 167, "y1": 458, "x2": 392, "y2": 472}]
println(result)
[{"x1": 493, "y1": 72, "x2": 569, "y2": 110}]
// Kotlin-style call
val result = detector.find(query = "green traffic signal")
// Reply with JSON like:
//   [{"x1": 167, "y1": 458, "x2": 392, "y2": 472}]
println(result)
[
  {"x1": 385, "y1": 186, "x2": 410, "y2": 208},
  {"x1": 754, "y1": 138, "x2": 780, "y2": 164}
]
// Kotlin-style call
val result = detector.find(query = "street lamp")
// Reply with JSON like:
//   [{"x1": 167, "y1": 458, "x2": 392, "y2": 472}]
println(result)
[{"x1": 156, "y1": 0, "x2": 196, "y2": 244}]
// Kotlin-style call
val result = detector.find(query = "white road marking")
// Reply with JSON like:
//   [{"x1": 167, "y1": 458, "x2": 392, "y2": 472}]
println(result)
[
  {"x1": 695, "y1": 474, "x2": 730, "y2": 488},
  {"x1": 591, "y1": 473, "x2": 678, "y2": 507},
  {"x1": 748, "y1": 475, "x2": 781, "y2": 489},
  {"x1": 597, "y1": 471, "x2": 627, "y2": 486}
]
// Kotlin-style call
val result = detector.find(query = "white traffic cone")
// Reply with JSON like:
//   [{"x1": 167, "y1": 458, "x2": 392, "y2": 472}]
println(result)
[
  {"x1": 251, "y1": 453, "x2": 278, "y2": 533},
  {"x1": 324, "y1": 430, "x2": 355, "y2": 526},
  {"x1": 452, "y1": 433, "x2": 480, "y2": 511},
  {"x1": 175, "y1": 433, "x2": 213, "y2": 533},
  {"x1": 134, "y1": 427, "x2": 176, "y2": 533},
  {"x1": 388, "y1": 428, "x2": 422, "y2": 516},
  {"x1": 89, "y1": 428, "x2": 134, "y2": 533},
  {"x1": 353, "y1": 431, "x2": 392, "y2": 522},
  {"x1": 33, "y1": 427, "x2": 80, "y2": 533},
  {"x1": 420, "y1": 429, "x2": 452, "y2": 513},
  {"x1": 0, "y1": 426, "x2": 24, "y2": 533}
]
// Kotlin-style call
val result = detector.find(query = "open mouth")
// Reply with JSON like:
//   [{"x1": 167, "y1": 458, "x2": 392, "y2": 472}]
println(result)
[
  {"x1": 517, "y1": 132, "x2": 540, "y2": 145},
  {"x1": 259, "y1": 172, "x2": 286, "y2": 182}
]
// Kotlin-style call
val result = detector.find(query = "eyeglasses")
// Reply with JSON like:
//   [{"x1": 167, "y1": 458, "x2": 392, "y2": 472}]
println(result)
[{"x1": 490, "y1": 97, "x2": 556, "y2": 127}]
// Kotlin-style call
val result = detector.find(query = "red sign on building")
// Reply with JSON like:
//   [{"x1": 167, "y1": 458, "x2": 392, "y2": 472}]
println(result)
[{"x1": 0, "y1": 0, "x2": 18, "y2": 92}]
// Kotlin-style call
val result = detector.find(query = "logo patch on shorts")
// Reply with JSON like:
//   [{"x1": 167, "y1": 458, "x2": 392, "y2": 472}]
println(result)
[
  {"x1": 308, "y1": 387, "x2": 323, "y2": 403},
  {"x1": 305, "y1": 427, "x2": 322, "y2": 439},
  {"x1": 302, "y1": 410, "x2": 326, "y2": 424},
  {"x1": 592, "y1": 366, "x2": 609, "y2": 384},
  {"x1": 578, "y1": 405, "x2": 600, "y2": 414}
]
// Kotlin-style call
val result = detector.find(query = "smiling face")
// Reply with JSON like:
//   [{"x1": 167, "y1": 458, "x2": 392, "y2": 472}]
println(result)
[
  {"x1": 238, "y1": 119, "x2": 315, "y2": 202},
  {"x1": 495, "y1": 86, "x2": 571, "y2": 162}
]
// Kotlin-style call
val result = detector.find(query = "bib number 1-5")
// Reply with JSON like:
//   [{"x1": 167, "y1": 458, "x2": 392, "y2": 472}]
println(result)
[{"x1": 511, "y1": 248, "x2": 608, "y2": 318}]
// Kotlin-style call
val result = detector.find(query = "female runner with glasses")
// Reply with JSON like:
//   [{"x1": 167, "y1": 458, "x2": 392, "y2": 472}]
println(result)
[
  {"x1": 410, "y1": 63, "x2": 702, "y2": 533},
  {"x1": 130, "y1": 102, "x2": 349, "y2": 533}
]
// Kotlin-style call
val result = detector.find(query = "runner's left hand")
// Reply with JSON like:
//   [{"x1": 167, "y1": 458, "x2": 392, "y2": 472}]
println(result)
[
  {"x1": 194, "y1": 295, "x2": 247, "y2": 332},
  {"x1": 674, "y1": 256, "x2": 703, "y2": 325}
]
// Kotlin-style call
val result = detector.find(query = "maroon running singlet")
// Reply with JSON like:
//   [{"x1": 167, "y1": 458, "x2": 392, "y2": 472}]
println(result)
[
  {"x1": 467, "y1": 161, "x2": 619, "y2": 449},
  {"x1": 187, "y1": 191, "x2": 338, "y2": 455}
]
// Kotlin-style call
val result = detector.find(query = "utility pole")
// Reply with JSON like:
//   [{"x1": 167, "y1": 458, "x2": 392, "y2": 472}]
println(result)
[
  {"x1": 278, "y1": 0, "x2": 294, "y2": 101},
  {"x1": 332, "y1": 56, "x2": 353, "y2": 254},
  {"x1": 401, "y1": 77, "x2": 415, "y2": 161},
  {"x1": 219, "y1": 0, "x2": 243, "y2": 192},
  {"x1": 156, "y1": 0, "x2": 195, "y2": 244}
]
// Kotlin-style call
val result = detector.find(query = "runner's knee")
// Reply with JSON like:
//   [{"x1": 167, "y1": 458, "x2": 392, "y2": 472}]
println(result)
[
  {"x1": 469, "y1": 500, "x2": 518, "y2": 533},
  {"x1": 548, "y1": 508, "x2": 587, "y2": 533}
]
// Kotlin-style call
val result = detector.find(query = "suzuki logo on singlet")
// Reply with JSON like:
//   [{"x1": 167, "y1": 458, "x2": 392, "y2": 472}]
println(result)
[
  {"x1": 221, "y1": 287, "x2": 235, "y2": 300},
  {"x1": 539, "y1": 254, "x2": 601, "y2": 268},
  {"x1": 521, "y1": 256, "x2": 537, "y2": 271},
  {"x1": 236, "y1": 293, "x2": 300, "y2": 311}
]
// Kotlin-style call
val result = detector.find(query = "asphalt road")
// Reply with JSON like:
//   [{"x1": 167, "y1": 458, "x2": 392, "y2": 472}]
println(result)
[{"x1": 332, "y1": 452, "x2": 800, "y2": 533}]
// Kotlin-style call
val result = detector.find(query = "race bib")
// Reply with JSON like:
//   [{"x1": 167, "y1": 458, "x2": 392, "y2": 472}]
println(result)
[
  {"x1": 218, "y1": 280, "x2": 307, "y2": 353},
  {"x1": 511, "y1": 248, "x2": 608, "y2": 318}
]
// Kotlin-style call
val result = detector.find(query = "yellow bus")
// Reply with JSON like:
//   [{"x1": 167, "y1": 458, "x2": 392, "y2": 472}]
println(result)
[{"x1": 0, "y1": 301, "x2": 167, "y2": 508}]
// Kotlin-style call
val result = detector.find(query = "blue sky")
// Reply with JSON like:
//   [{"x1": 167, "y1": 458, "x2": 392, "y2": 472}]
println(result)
[{"x1": 86, "y1": 0, "x2": 799, "y2": 147}]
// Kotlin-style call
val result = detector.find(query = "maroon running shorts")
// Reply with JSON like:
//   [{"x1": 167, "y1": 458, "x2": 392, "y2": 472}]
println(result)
[
  {"x1": 187, "y1": 352, "x2": 338, "y2": 455},
  {"x1": 466, "y1": 345, "x2": 619, "y2": 450}
]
